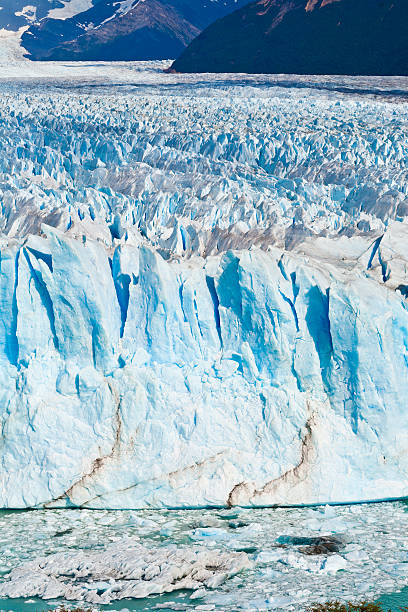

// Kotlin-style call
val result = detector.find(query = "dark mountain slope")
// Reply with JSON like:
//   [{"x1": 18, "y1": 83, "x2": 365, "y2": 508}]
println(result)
[{"x1": 172, "y1": 0, "x2": 408, "y2": 76}]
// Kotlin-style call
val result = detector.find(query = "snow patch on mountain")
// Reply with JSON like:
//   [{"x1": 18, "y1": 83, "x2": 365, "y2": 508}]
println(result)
[
  {"x1": 97, "y1": 0, "x2": 140, "y2": 27},
  {"x1": 14, "y1": 6, "x2": 37, "y2": 21},
  {"x1": 47, "y1": 0, "x2": 94, "y2": 20},
  {"x1": 114, "y1": 0, "x2": 141, "y2": 16}
]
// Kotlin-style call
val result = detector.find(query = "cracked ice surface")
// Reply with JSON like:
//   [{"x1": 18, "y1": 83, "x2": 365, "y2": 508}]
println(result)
[
  {"x1": 1, "y1": 79, "x2": 408, "y2": 256},
  {"x1": 1, "y1": 68, "x2": 408, "y2": 509},
  {"x1": 1, "y1": 503, "x2": 408, "y2": 609}
]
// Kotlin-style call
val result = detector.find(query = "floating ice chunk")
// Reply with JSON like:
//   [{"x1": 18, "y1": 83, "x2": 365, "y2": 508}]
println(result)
[
  {"x1": 190, "y1": 588, "x2": 207, "y2": 599},
  {"x1": 266, "y1": 595, "x2": 296, "y2": 608},
  {"x1": 344, "y1": 548, "x2": 369, "y2": 562},
  {"x1": 256, "y1": 550, "x2": 287, "y2": 564},
  {"x1": 320, "y1": 555, "x2": 348, "y2": 574},
  {"x1": 160, "y1": 520, "x2": 179, "y2": 536},
  {"x1": 127, "y1": 515, "x2": 159, "y2": 529},
  {"x1": 190, "y1": 528, "x2": 232, "y2": 541},
  {"x1": 0, "y1": 538, "x2": 252, "y2": 604}
]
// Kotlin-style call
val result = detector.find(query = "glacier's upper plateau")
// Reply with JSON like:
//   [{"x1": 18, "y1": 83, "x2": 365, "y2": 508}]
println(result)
[{"x1": 1, "y1": 65, "x2": 408, "y2": 509}]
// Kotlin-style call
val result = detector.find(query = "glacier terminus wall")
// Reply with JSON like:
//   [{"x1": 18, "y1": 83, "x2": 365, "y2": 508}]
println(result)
[{"x1": 1, "y1": 72, "x2": 408, "y2": 508}]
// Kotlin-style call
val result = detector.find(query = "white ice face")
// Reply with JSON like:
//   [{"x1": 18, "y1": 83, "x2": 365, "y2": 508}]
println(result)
[{"x1": 0, "y1": 68, "x2": 408, "y2": 510}]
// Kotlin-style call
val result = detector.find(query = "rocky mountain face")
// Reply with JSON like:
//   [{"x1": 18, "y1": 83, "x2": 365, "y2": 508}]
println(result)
[
  {"x1": 17, "y1": 0, "x2": 249, "y2": 61},
  {"x1": 172, "y1": 0, "x2": 408, "y2": 75}
]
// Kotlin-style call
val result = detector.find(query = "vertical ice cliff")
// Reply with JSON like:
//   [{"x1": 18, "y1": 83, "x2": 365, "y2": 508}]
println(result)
[{"x1": 1, "y1": 75, "x2": 408, "y2": 508}]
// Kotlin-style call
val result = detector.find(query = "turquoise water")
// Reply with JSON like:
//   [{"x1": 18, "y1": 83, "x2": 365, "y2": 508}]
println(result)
[
  {"x1": 0, "y1": 591, "x2": 408, "y2": 612},
  {"x1": 0, "y1": 593, "x2": 189, "y2": 612},
  {"x1": 1, "y1": 588, "x2": 408, "y2": 612},
  {"x1": 378, "y1": 588, "x2": 408, "y2": 611}
]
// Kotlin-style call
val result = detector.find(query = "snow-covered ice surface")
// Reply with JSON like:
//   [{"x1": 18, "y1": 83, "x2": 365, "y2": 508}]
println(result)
[
  {"x1": 1, "y1": 503, "x2": 408, "y2": 610},
  {"x1": 1, "y1": 63, "x2": 408, "y2": 510}
]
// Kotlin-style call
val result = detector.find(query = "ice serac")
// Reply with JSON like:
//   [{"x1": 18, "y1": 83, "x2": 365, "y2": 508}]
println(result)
[{"x1": 1, "y1": 80, "x2": 408, "y2": 508}]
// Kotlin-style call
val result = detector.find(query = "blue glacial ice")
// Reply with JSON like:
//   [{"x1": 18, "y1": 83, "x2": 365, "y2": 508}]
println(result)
[{"x1": 1, "y1": 72, "x2": 408, "y2": 508}]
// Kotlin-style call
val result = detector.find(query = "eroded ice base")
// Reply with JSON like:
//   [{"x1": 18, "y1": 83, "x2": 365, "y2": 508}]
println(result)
[{"x1": 1, "y1": 503, "x2": 408, "y2": 610}]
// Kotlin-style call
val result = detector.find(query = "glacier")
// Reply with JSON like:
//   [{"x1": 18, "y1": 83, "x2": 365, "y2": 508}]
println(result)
[{"x1": 1, "y1": 68, "x2": 408, "y2": 509}]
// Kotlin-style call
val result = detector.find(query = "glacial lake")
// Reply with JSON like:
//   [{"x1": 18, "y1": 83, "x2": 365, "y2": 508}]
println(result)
[{"x1": 1, "y1": 503, "x2": 408, "y2": 611}]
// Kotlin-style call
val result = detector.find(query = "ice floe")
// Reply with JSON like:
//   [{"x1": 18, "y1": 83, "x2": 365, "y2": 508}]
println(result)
[{"x1": 2, "y1": 502, "x2": 408, "y2": 609}]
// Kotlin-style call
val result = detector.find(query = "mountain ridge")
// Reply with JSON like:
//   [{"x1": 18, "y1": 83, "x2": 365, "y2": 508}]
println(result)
[
  {"x1": 22, "y1": 0, "x2": 250, "y2": 61},
  {"x1": 172, "y1": 0, "x2": 408, "y2": 76}
]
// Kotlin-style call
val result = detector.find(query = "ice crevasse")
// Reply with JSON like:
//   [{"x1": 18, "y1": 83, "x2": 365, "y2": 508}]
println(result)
[{"x1": 1, "y1": 85, "x2": 408, "y2": 508}]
